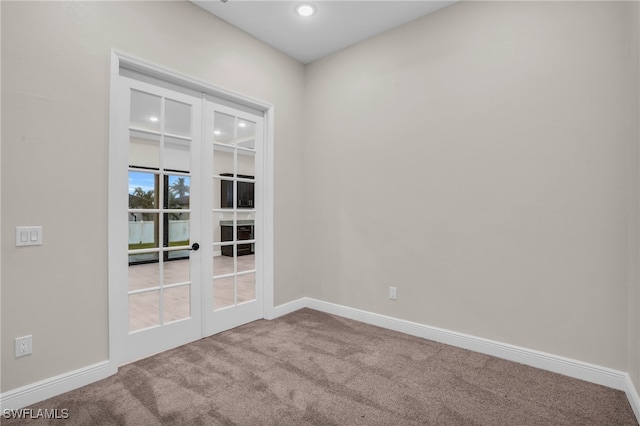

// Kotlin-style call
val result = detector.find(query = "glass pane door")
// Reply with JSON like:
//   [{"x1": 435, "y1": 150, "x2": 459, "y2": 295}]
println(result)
[
  {"x1": 112, "y1": 68, "x2": 269, "y2": 366},
  {"x1": 212, "y1": 111, "x2": 256, "y2": 308},
  {"x1": 205, "y1": 102, "x2": 263, "y2": 335},
  {"x1": 121, "y1": 77, "x2": 202, "y2": 362}
]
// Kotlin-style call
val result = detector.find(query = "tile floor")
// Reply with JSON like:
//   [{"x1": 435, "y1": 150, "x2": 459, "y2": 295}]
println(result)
[{"x1": 127, "y1": 254, "x2": 256, "y2": 331}]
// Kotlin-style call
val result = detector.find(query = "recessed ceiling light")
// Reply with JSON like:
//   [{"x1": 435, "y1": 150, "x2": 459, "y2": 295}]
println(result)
[
  {"x1": 149, "y1": 116, "x2": 159, "y2": 122},
  {"x1": 296, "y1": 4, "x2": 315, "y2": 17},
  {"x1": 238, "y1": 121, "x2": 247, "y2": 128},
  {"x1": 214, "y1": 130, "x2": 222, "y2": 136}
]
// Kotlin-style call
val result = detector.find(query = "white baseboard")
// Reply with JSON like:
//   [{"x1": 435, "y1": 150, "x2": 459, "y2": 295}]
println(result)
[
  {"x1": 267, "y1": 297, "x2": 308, "y2": 320},
  {"x1": 272, "y1": 297, "x2": 630, "y2": 393},
  {"x1": 0, "y1": 361, "x2": 116, "y2": 411},
  {"x1": 626, "y1": 374, "x2": 640, "y2": 421}
]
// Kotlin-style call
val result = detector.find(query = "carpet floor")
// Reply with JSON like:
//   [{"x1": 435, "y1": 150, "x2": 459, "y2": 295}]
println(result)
[{"x1": 6, "y1": 308, "x2": 638, "y2": 425}]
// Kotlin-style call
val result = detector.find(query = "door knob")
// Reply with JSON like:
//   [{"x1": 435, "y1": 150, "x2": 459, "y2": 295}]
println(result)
[{"x1": 190, "y1": 243, "x2": 200, "y2": 251}]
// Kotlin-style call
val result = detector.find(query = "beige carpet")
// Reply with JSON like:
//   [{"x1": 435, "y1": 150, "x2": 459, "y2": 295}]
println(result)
[{"x1": 6, "y1": 308, "x2": 638, "y2": 425}]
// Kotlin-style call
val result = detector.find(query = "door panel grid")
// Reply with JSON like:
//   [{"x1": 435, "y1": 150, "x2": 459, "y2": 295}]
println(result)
[
  {"x1": 114, "y1": 70, "x2": 265, "y2": 363},
  {"x1": 127, "y1": 87, "x2": 195, "y2": 333},
  {"x1": 211, "y1": 110, "x2": 258, "y2": 312}
]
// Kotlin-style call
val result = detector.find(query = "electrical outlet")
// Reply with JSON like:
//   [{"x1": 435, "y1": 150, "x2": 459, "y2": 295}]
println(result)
[
  {"x1": 389, "y1": 286, "x2": 397, "y2": 300},
  {"x1": 15, "y1": 335, "x2": 32, "y2": 357}
]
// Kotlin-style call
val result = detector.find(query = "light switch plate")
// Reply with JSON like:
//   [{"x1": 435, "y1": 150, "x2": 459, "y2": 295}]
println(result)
[{"x1": 16, "y1": 226, "x2": 42, "y2": 246}]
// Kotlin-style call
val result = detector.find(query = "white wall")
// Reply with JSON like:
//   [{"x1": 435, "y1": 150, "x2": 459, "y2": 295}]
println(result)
[
  {"x1": 629, "y1": 0, "x2": 640, "y2": 395},
  {"x1": 1, "y1": 0, "x2": 306, "y2": 392},
  {"x1": 303, "y1": 1, "x2": 634, "y2": 371}
]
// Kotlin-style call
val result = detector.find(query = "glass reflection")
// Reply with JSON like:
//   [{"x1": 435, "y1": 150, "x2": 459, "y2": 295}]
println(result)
[
  {"x1": 237, "y1": 272, "x2": 255, "y2": 304},
  {"x1": 165, "y1": 99, "x2": 191, "y2": 137},
  {"x1": 129, "y1": 172, "x2": 158, "y2": 209},
  {"x1": 213, "y1": 112, "x2": 236, "y2": 143},
  {"x1": 129, "y1": 291, "x2": 160, "y2": 331},
  {"x1": 164, "y1": 286, "x2": 191, "y2": 323},
  {"x1": 213, "y1": 276, "x2": 235, "y2": 310},
  {"x1": 167, "y1": 175, "x2": 190, "y2": 209},
  {"x1": 130, "y1": 90, "x2": 161, "y2": 132},
  {"x1": 129, "y1": 132, "x2": 160, "y2": 170},
  {"x1": 128, "y1": 213, "x2": 159, "y2": 251},
  {"x1": 165, "y1": 137, "x2": 191, "y2": 173},
  {"x1": 128, "y1": 257, "x2": 160, "y2": 290}
]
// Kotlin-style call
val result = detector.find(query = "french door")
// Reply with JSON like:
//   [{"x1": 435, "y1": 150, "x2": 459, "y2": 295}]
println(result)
[
  {"x1": 113, "y1": 73, "x2": 265, "y2": 363},
  {"x1": 203, "y1": 100, "x2": 264, "y2": 335}
]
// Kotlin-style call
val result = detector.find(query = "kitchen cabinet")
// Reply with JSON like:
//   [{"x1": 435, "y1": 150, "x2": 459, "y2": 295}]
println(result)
[
  {"x1": 220, "y1": 220, "x2": 254, "y2": 256},
  {"x1": 220, "y1": 174, "x2": 254, "y2": 209}
]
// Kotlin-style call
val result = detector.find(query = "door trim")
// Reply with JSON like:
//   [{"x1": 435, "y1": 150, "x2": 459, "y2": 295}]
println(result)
[{"x1": 108, "y1": 50, "x2": 275, "y2": 366}]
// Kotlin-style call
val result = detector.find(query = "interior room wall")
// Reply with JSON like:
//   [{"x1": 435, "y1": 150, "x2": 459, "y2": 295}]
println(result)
[
  {"x1": 630, "y1": 0, "x2": 640, "y2": 394},
  {"x1": 303, "y1": 1, "x2": 632, "y2": 370},
  {"x1": 1, "y1": 0, "x2": 306, "y2": 392}
]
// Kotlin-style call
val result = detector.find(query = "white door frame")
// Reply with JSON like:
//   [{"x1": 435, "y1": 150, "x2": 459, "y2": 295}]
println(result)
[{"x1": 108, "y1": 50, "x2": 275, "y2": 366}]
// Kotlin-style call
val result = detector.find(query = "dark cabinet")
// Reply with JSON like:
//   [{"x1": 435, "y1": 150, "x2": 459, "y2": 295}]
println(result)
[
  {"x1": 220, "y1": 174, "x2": 254, "y2": 209},
  {"x1": 220, "y1": 222, "x2": 254, "y2": 256}
]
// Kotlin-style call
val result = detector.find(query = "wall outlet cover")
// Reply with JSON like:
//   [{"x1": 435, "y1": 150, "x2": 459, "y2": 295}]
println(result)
[
  {"x1": 389, "y1": 286, "x2": 397, "y2": 300},
  {"x1": 15, "y1": 335, "x2": 33, "y2": 357}
]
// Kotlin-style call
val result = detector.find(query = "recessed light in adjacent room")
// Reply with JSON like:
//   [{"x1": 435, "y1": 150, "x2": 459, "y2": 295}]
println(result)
[
  {"x1": 295, "y1": 3, "x2": 315, "y2": 17},
  {"x1": 149, "y1": 116, "x2": 159, "y2": 122},
  {"x1": 238, "y1": 121, "x2": 247, "y2": 128},
  {"x1": 214, "y1": 130, "x2": 222, "y2": 135}
]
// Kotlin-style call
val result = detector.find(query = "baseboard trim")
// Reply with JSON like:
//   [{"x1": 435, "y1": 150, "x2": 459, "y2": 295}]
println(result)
[
  {"x1": 272, "y1": 298, "x2": 628, "y2": 392},
  {"x1": 267, "y1": 297, "x2": 309, "y2": 320},
  {"x1": 0, "y1": 360, "x2": 116, "y2": 411},
  {"x1": 626, "y1": 374, "x2": 640, "y2": 421}
]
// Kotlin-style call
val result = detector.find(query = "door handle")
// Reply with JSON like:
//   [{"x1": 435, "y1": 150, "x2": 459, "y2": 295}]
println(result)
[{"x1": 190, "y1": 243, "x2": 200, "y2": 251}]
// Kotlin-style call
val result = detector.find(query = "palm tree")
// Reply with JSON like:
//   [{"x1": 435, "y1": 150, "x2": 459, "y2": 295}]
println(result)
[
  {"x1": 168, "y1": 177, "x2": 190, "y2": 214},
  {"x1": 129, "y1": 187, "x2": 154, "y2": 209},
  {"x1": 170, "y1": 177, "x2": 189, "y2": 198}
]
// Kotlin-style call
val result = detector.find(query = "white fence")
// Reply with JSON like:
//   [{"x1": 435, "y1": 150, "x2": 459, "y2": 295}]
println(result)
[{"x1": 128, "y1": 220, "x2": 189, "y2": 245}]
